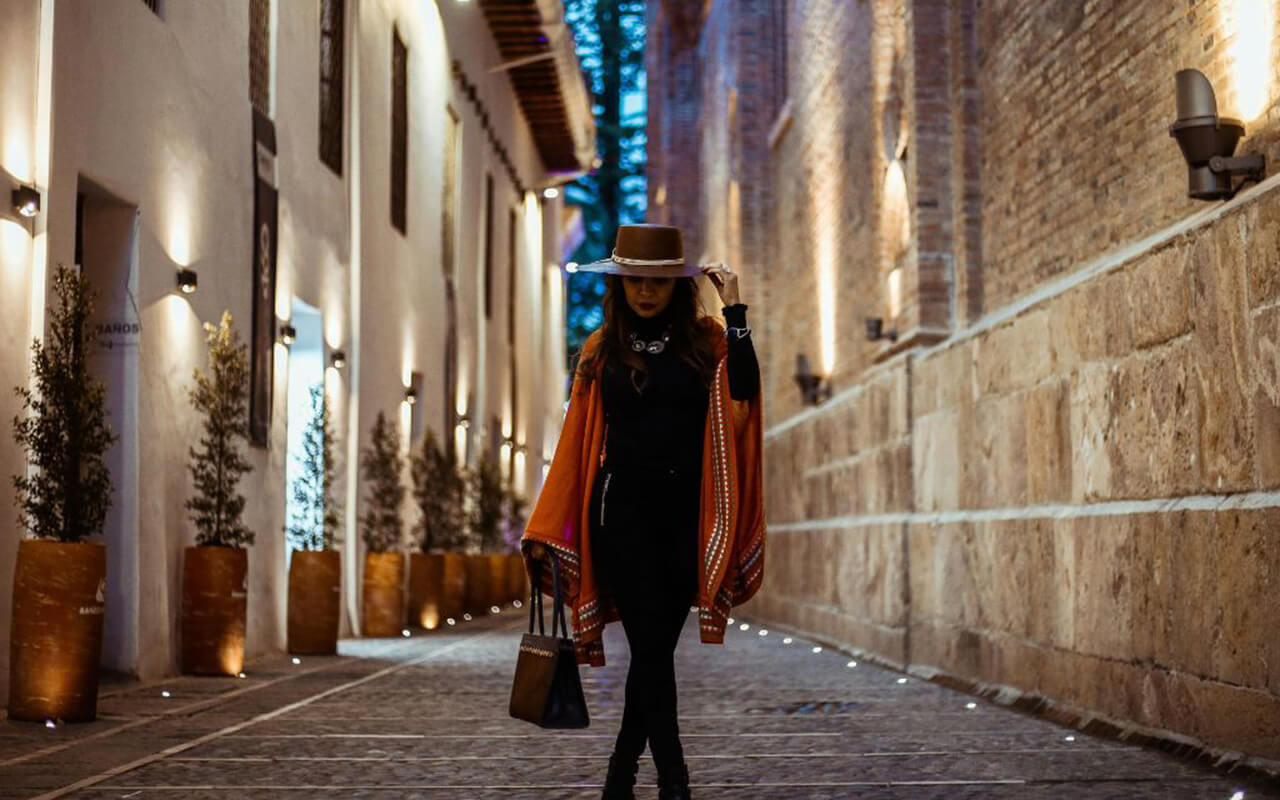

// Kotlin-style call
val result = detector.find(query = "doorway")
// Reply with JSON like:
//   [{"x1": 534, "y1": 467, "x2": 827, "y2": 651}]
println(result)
[
  {"x1": 77, "y1": 180, "x2": 140, "y2": 675},
  {"x1": 284, "y1": 299, "x2": 325, "y2": 560}
]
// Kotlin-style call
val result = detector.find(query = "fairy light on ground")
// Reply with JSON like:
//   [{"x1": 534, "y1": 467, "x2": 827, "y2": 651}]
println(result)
[
  {"x1": 965, "y1": 702, "x2": 977, "y2": 710},
  {"x1": 1230, "y1": 791, "x2": 1245, "y2": 800},
  {"x1": 811, "y1": 646, "x2": 822, "y2": 653},
  {"x1": 758, "y1": 629, "x2": 768, "y2": 636},
  {"x1": 783, "y1": 637, "x2": 793, "y2": 645},
  {"x1": 490, "y1": 606, "x2": 500, "y2": 614},
  {"x1": 401, "y1": 629, "x2": 411, "y2": 638},
  {"x1": 292, "y1": 657, "x2": 301, "y2": 665},
  {"x1": 846, "y1": 660, "x2": 857, "y2": 668},
  {"x1": 463, "y1": 613, "x2": 472, "y2": 621},
  {"x1": 447, "y1": 618, "x2": 456, "y2": 626},
  {"x1": 237, "y1": 672, "x2": 246, "y2": 679},
  {"x1": 1064, "y1": 735, "x2": 1076, "y2": 742},
  {"x1": 513, "y1": 600, "x2": 522, "y2": 609},
  {"x1": 739, "y1": 623, "x2": 749, "y2": 631},
  {"x1": 161, "y1": 691, "x2": 171, "y2": 698},
  {"x1": 896, "y1": 677, "x2": 908, "y2": 684},
  {"x1": 45, "y1": 720, "x2": 57, "y2": 729}
]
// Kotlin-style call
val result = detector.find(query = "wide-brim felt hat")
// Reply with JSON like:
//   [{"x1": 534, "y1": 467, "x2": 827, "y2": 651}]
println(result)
[{"x1": 575, "y1": 224, "x2": 705, "y2": 278}]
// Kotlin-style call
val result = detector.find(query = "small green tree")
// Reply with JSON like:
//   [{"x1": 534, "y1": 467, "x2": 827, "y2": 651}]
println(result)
[
  {"x1": 286, "y1": 384, "x2": 340, "y2": 551},
  {"x1": 501, "y1": 483, "x2": 528, "y2": 554},
  {"x1": 468, "y1": 449, "x2": 505, "y2": 554},
  {"x1": 12, "y1": 264, "x2": 117, "y2": 542},
  {"x1": 186, "y1": 311, "x2": 255, "y2": 548},
  {"x1": 409, "y1": 427, "x2": 467, "y2": 553},
  {"x1": 360, "y1": 411, "x2": 403, "y2": 553}
]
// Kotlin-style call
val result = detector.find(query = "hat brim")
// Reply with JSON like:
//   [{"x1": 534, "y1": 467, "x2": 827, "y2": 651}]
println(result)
[{"x1": 575, "y1": 258, "x2": 704, "y2": 278}]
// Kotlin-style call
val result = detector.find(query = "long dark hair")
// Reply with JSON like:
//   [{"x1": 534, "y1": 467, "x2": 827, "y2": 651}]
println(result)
[{"x1": 575, "y1": 275, "x2": 719, "y2": 392}]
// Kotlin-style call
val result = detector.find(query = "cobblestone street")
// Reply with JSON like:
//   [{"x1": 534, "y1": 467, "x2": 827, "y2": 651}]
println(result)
[{"x1": 1, "y1": 608, "x2": 1275, "y2": 799}]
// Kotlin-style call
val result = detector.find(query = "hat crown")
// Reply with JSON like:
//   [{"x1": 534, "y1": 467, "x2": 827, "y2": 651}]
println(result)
[{"x1": 613, "y1": 224, "x2": 683, "y2": 264}]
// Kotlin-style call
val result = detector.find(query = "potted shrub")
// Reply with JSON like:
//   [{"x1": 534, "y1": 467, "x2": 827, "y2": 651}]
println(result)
[
  {"x1": 182, "y1": 311, "x2": 255, "y2": 676},
  {"x1": 466, "y1": 449, "x2": 505, "y2": 612},
  {"x1": 285, "y1": 384, "x2": 341, "y2": 654},
  {"x1": 8, "y1": 265, "x2": 116, "y2": 723},
  {"x1": 359, "y1": 411, "x2": 405, "y2": 637},
  {"x1": 502, "y1": 484, "x2": 529, "y2": 605},
  {"x1": 408, "y1": 428, "x2": 466, "y2": 629}
]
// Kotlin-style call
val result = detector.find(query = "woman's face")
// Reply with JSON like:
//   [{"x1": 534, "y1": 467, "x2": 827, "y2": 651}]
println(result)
[{"x1": 621, "y1": 276, "x2": 676, "y2": 319}]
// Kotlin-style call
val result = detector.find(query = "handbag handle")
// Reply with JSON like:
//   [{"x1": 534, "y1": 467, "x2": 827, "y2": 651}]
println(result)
[{"x1": 527, "y1": 549, "x2": 570, "y2": 640}]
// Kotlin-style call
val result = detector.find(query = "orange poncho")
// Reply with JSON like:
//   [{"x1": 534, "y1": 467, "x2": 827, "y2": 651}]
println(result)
[{"x1": 521, "y1": 318, "x2": 766, "y2": 666}]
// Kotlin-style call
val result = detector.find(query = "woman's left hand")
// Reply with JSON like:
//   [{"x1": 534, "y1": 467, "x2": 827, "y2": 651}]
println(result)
[{"x1": 701, "y1": 262, "x2": 741, "y2": 306}]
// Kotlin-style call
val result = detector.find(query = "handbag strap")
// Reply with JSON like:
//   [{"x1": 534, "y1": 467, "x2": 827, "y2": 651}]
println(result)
[{"x1": 526, "y1": 549, "x2": 570, "y2": 641}]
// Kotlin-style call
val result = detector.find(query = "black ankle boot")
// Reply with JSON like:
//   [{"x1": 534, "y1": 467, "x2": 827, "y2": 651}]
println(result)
[
  {"x1": 657, "y1": 762, "x2": 691, "y2": 800},
  {"x1": 601, "y1": 751, "x2": 639, "y2": 800}
]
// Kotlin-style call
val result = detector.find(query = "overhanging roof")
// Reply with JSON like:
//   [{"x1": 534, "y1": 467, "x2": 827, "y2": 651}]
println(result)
[{"x1": 478, "y1": 0, "x2": 596, "y2": 180}]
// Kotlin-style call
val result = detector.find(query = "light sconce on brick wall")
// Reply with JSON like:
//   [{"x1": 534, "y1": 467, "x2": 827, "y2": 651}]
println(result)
[
  {"x1": 1169, "y1": 68, "x2": 1266, "y2": 201},
  {"x1": 794, "y1": 353, "x2": 831, "y2": 406},
  {"x1": 865, "y1": 317, "x2": 898, "y2": 343}
]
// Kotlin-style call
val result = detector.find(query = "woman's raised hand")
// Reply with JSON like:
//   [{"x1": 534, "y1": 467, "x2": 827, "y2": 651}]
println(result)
[{"x1": 700, "y1": 262, "x2": 741, "y2": 306}]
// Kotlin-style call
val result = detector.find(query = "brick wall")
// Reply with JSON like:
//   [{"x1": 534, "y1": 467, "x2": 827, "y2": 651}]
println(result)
[{"x1": 648, "y1": 0, "x2": 1280, "y2": 762}]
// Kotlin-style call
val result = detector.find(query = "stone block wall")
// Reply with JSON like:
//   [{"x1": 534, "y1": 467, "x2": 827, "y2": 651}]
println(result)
[{"x1": 650, "y1": 0, "x2": 1280, "y2": 765}]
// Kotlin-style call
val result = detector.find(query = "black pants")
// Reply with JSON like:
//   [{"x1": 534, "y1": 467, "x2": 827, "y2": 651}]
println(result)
[{"x1": 589, "y1": 460, "x2": 699, "y2": 778}]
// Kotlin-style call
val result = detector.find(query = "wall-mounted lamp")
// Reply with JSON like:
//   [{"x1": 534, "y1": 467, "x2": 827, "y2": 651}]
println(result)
[
  {"x1": 11, "y1": 185, "x2": 40, "y2": 218},
  {"x1": 542, "y1": 187, "x2": 560, "y2": 199},
  {"x1": 793, "y1": 353, "x2": 831, "y2": 406},
  {"x1": 329, "y1": 350, "x2": 347, "y2": 369},
  {"x1": 865, "y1": 317, "x2": 897, "y2": 343},
  {"x1": 279, "y1": 324, "x2": 297, "y2": 345},
  {"x1": 514, "y1": 443, "x2": 528, "y2": 455},
  {"x1": 1169, "y1": 68, "x2": 1266, "y2": 201},
  {"x1": 405, "y1": 386, "x2": 418, "y2": 405},
  {"x1": 176, "y1": 268, "x2": 198, "y2": 294},
  {"x1": 458, "y1": 414, "x2": 471, "y2": 429}
]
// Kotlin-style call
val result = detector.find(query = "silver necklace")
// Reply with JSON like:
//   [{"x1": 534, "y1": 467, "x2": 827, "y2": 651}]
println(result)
[{"x1": 629, "y1": 327, "x2": 671, "y2": 354}]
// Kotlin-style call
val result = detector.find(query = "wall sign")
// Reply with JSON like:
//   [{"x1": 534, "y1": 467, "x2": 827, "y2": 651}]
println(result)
[{"x1": 250, "y1": 109, "x2": 278, "y2": 448}]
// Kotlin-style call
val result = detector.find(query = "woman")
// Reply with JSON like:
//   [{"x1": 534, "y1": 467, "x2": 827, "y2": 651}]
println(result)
[{"x1": 522, "y1": 224, "x2": 766, "y2": 800}]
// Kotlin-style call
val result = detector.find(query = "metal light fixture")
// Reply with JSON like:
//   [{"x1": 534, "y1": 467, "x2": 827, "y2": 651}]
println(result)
[
  {"x1": 1169, "y1": 68, "x2": 1266, "y2": 201},
  {"x1": 279, "y1": 324, "x2": 297, "y2": 345},
  {"x1": 793, "y1": 353, "x2": 831, "y2": 406},
  {"x1": 11, "y1": 185, "x2": 40, "y2": 218},
  {"x1": 405, "y1": 386, "x2": 418, "y2": 405},
  {"x1": 865, "y1": 316, "x2": 897, "y2": 342},
  {"x1": 176, "y1": 268, "x2": 198, "y2": 294},
  {"x1": 329, "y1": 350, "x2": 347, "y2": 369},
  {"x1": 458, "y1": 414, "x2": 471, "y2": 429}
]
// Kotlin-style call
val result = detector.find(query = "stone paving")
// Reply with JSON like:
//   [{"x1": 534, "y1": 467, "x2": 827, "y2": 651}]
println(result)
[{"x1": 1, "y1": 607, "x2": 1277, "y2": 799}]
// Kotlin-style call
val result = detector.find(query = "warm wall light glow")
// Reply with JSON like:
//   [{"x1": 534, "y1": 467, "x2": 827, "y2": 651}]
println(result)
[
  {"x1": 888, "y1": 268, "x2": 903, "y2": 319},
  {"x1": 167, "y1": 207, "x2": 192, "y2": 267},
  {"x1": 2, "y1": 218, "x2": 31, "y2": 266},
  {"x1": 1225, "y1": 0, "x2": 1276, "y2": 121}
]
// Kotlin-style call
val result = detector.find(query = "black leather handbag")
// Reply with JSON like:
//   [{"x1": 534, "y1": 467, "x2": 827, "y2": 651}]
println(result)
[{"x1": 508, "y1": 551, "x2": 590, "y2": 729}]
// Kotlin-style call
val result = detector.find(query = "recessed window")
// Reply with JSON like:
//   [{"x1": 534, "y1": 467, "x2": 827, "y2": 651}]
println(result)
[
  {"x1": 319, "y1": 0, "x2": 345, "y2": 175},
  {"x1": 390, "y1": 28, "x2": 408, "y2": 234}
]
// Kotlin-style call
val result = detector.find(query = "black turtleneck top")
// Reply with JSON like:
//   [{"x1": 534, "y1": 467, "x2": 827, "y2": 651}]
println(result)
[{"x1": 599, "y1": 304, "x2": 759, "y2": 481}]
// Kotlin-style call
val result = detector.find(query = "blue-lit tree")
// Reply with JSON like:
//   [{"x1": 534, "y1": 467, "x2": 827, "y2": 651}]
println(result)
[{"x1": 562, "y1": 0, "x2": 648, "y2": 364}]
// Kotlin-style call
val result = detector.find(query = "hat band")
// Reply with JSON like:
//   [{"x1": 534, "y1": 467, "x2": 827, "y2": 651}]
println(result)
[{"x1": 611, "y1": 250, "x2": 684, "y2": 266}]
